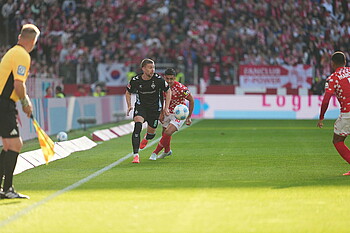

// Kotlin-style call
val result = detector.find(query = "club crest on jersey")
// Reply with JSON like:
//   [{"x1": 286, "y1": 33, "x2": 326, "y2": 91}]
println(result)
[
  {"x1": 17, "y1": 65, "x2": 26, "y2": 76},
  {"x1": 325, "y1": 82, "x2": 329, "y2": 89},
  {"x1": 151, "y1": 81, "x2": 156, "y2": 89}
]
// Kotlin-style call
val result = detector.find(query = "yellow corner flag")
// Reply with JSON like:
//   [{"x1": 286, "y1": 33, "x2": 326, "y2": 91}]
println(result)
[{"x1": 31, "y1": 116, "x2": 55, "y2": 164}]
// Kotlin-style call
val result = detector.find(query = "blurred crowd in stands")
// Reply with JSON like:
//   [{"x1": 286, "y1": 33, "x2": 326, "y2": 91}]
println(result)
[{"x1": 1, "y1": 0, "x2": 349, "y2": 93}]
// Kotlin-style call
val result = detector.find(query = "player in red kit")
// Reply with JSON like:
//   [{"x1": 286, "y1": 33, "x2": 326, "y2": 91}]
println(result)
[
  {"x1": 139, "y1": 68, "x2": 194, "y2": 160},
  {"x1": 317, "y1": 51, "x2": 350, "y2": 175}
]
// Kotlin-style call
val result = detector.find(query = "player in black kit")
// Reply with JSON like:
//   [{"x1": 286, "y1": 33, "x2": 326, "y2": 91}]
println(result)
[{"x1": 125, "y1": 58, "x2": 171, "y2": 163}]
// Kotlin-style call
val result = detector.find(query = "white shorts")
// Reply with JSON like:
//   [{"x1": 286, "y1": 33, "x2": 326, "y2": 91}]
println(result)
[
  {"x1": 334, "y1": 112, "x2": 350, "y2": 136},
  {"x1": 161, "y1": 114, "x2": 185, "y2": 130}
]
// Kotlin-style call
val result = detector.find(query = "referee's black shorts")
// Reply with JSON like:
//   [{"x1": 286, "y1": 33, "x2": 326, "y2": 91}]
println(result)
[
  {"x1": 0, "y1": 97, "x2": 20, "y2": 138},
  {"x1": 133, "y1": 105, "x2": 160, "y2": 129}
]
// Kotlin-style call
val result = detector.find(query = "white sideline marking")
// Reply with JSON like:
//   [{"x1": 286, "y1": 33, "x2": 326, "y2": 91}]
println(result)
[{"x1": 0, "y1": 119, "x2": 202, "y2": 228}]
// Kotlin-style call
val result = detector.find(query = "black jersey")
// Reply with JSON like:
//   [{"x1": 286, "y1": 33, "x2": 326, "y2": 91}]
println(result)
[{"x1": 126, "y1": 73, "x2": 169, "y2": 111}]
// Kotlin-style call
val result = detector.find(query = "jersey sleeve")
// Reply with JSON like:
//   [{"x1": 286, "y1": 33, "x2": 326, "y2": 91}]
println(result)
[
  {"x1": 161, "y1": 78, "x2": 169, "y2": 92},
  {"x1": 12, "y1": 49, "x2": 30, "y2": 82},
  {"x1": 324, "y1": 75, "x2": 335, "y2": 94},
  {"x1": 126, "y1": 77, "x2": 137, "y2": 93},
  {"x1": 182, "y1": 85, "x2": 190, "y2": 98}
]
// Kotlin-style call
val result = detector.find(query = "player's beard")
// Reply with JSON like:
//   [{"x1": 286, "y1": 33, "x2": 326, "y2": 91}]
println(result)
[{"x1": 147, "y1": 72, "x2": 154, "y2": 78}]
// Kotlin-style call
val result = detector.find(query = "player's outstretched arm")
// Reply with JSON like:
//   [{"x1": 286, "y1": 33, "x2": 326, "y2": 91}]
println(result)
[
  {"x1": 317, "y1": 92, "x2": 332, "y2": 128},
  {"x1": 164, "y1": 88, "x2": 172, "y2": 116},
  {"x1": 125, "y1": 91, "x2": 133, "y2": 116},
  {"x1": 14, "y1": 80, "x2": 32, "y2": 118},
  {"x1": 186, "y1": 94, "x2": 194, "y2": 125}
]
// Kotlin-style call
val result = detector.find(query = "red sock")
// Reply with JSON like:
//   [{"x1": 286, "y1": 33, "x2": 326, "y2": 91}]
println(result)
[
  {"x1": 161, "y1": 134, "x2": 172, "y2": 153},
  {"x1": 153, "y1": 133, "x2": 166, "y2": 154},
  {"x1": 334, "y1": 142, "x2": 350, "y2": 164},
  {"x1": 153, "y1": 143, "x2": 164, "y2": 154}
]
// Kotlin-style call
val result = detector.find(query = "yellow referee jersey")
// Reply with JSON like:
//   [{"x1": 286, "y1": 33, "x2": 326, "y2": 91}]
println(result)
[{"x1": 0, "y1": 45, "x2": 30, "y2": 102}]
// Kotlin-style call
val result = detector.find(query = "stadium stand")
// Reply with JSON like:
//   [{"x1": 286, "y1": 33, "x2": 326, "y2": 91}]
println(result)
[{"x1": 1, "y1": 0, "x2": 349, "y2": 93}]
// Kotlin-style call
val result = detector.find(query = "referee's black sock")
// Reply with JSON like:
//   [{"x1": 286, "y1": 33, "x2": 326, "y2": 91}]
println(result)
[
  {"x1": 3, "y1": 150, "x2": 19, "y2": 192},
  {"x1": 132, "y1": 122, "x2": 143, "y2": 154},
  {"x1": 0, "y1": 150, "x2": 6, "y2": 188}
]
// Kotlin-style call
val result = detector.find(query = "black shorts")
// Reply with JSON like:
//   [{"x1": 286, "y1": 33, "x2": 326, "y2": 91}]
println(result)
[
  {"x1": 0, "y1": 98, "x2": 20, "y2": 138},
  {"x1": 133, "y1": 105, "x2": 160, "y2": 129}
]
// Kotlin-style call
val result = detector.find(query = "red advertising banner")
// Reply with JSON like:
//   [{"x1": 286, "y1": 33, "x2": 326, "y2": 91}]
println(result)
[{"x1": 239, "y1": 65, "x2": 313, "y2": 89}]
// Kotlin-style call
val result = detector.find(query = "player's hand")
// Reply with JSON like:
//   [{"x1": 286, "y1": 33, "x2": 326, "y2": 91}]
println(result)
[
  {"x1": 22, "y1": 103, "x2": 33, "y2": 118},
  {"x1": 186, "y1": 117, "x2": 192, "y2": 126},
  {"x1": 159, "y1": 112, "x2": 164, "y2": 123},
  {"x1": 164, "y1": 108, "x2": 170, "y2": 116},
  {"x1": 126, "y1": 106, "x2": 133, "y2": 116},
  {"x1": 317, "y1": 119, "x2": 323, "y2": 128}
]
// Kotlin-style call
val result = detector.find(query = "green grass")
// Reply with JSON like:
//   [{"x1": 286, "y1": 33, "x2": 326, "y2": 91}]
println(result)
[{"x1": 1, "y1": 119, "x2": 350, "y2": 233}]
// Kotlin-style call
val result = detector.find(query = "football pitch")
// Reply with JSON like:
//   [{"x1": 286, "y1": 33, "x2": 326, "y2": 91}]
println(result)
[{"x1": 1, "y1": 119, "x2": 350, "y2": 233}]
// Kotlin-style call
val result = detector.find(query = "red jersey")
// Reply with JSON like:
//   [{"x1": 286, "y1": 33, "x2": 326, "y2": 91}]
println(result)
[
  {"x1": 166, "y1": 81, "x2": 190, "y2": 113},
  {"x1": 325, "y1": 67, "x2": 350, "y2": 113}
]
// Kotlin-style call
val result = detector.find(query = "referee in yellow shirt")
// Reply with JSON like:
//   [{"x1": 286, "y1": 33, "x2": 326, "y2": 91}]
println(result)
[{"x1": 0, "y1": 24, "x2": 40, "y2": 199}]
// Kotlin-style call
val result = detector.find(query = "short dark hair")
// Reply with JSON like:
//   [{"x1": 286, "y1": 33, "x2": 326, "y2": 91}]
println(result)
[
  {"x1": 140, "y1": 58, "x2": 154, "y2": 68},
  {"x1": 164, "y1": 68, "x2": 176, "y2": 76},
  {"x1": 331, "y1": 51, "x2": 346, "y2": 65}
]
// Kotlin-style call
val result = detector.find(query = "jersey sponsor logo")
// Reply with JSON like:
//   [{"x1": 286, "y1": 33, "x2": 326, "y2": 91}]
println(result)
[
  {"x1": 139, "y1": 90, "x2": 156, "y2": 94},
  {"x1": 17, "y1": 65, "x2": 26, "y2": 76}
]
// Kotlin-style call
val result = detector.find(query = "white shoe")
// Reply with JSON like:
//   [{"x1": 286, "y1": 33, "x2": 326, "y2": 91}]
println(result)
[
  {"x1": 149, "y1": 153, "x2": 157, "y2": 161},
  {"x1": 157, "y1": 150, "x2": 172, "y2": 159}
]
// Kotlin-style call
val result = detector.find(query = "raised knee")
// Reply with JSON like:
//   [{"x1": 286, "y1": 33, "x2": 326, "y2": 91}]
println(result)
[
  {"x1": 163, "y1": 130, "x2": 172, "y2": 136},
  {"x1": 333, "y1": 137, "x2": 345, "y2": 145},
  {"x1": 333, "y1": 139, "x2": 341, "y2": 145}
]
